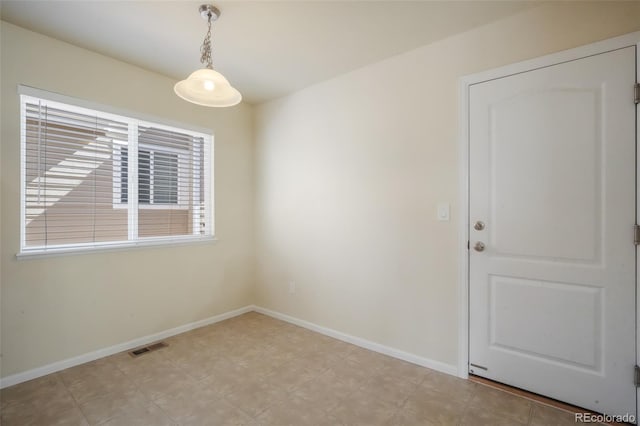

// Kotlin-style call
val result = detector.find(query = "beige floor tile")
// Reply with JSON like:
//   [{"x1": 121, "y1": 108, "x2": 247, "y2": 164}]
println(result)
[
  {"x1": 0, "y1": 376, "x2": 78, "y2": 425},
  {"x1": 66, "y1": 368, "x2": 137, "y2": 404},
  {"x1": 161, "y1": 340, "x2": 211, "y2": 364},
  {"x1": 174, "y1": 358, "x2": 222, "y2": 381},
  {"x1": 260, "y1": 340, "x2": 307, "y2": 361},
  {"x1": 379, "y1": 359, "x2": 430, "y2": 386},
  {"x1": 192, "y1": 340, "x2": 235, "y2": 356},
  {"x1": 200, "y1": 335, "x2": 248, "y2": 351},
  {"x1": 347, "y1": 346, "x2": 398, "y2": 371},
  {"x1": 153, "y1": 380, "x2": 221, "y2": 423},
  {"x1": 0, "y1": 401, "x2": 40, "y2": 426},
  {"x1": 530, "y1": 403, "x2": 592, "y2": 425},
  {"x1": 293, "y1": 371, "x2": 361, "y2": 413},
  {"x1": 0, "y1": 374, "x2": 71, "y2": 409},
  {"x1": 466, "y1": 385, "x2": 532, "y2": 424},
  {"x1": 171, "y1": 350, "x2": 230, "y2": 380},
  {"x1": 59, "y1": 358, "x2": 121, "y2": 387},
  {"x1": 223, "y1": 378, "x2": 287, "y2": 418},
  {"x1": 387, "y1": 408, "x2": 452, "y2": 426},
  {"x1": 29, "y1": 406, "x2": 89, "y2": 426},
  {"x1": 199, "y1": 361, "x2": 254, "y2": 397},
  {"x1": 263, "y1": 361, "x2": 317, "y2": 393},
  {"x1": 98, "y1": 402, "x2": 176, "y2": 426},
  {"x1": 136, "y1": 368, "x2": 199, "y2": 402},
  {"x1": 358, "y1": 372, "x2": 419, "y2": 407},
  {"x1": 419, "y1": 370, "x2": 477, "y2": 402},
  {"x1": 219, "y1": 350, "x2": 256, "y2": 368},
  {"x1": 323, "y1": 358, "x2": 371, "y2": 388},
  {"x1": 256, "y1": 394, "x2": 338, "y2": 426},
  {"x1": 232, "y1": 347, "x2": 284, "y2": 377},
  {"x1": 3, "y1": 313, "x2": 601, "y2": 426},
  {"x1": 1, "y1": 400, "x2": 88, "y2": 426},
  {"x1": 317, "y1": 339, "x2": 358, "y2": 359},
  {"x1": 180, "y1": 398, "x2": 256, "y2": 426},
  {"x1": 460, "y1": 405, "x2": 530, "y2": 426},
  {"x1": 291, "y1": 350, "x2": 342, "y2": 376},
  {"x1": 259, "y1": 344, "x2": 302, "y2": 366},
  {"x1": 109, "y1": 351, "x2": 177, "y2": 384},
  {"x1": 240, "y1": 356, "x2": 282, "y2": 378},
  {"x1": 401, "y1": 385, "x2": 467, "y2": 425},
  {"x1": 287, "y1": 333, "x2": 330, "y2": 356},
  {"x1": 329, "y1": 389, "x2": 399, "y2": 426},
  {"x1": 225, "y1": 344, "x2": 265, "y2": 363},
  {"x1": 78, "y1": 389, "x2": 151, "y2": 425}
]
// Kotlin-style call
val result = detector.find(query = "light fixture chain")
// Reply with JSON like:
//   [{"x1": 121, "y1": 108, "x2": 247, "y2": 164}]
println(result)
[{"x1": 200, "y1": 14, "x2": 214, "y2": 69}]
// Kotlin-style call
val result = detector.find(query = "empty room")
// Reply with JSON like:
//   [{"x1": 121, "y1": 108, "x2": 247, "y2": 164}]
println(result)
[{"x1": 1, "y1": 1, "x2": 640, "y2": 425}]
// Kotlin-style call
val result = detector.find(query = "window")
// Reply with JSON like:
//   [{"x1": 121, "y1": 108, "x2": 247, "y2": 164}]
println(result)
[
  {"x1": 20, "y1": 90, "x2": 213, "y2": 255},
  {"x1": 114, "y1": 134, "x2": 190, "y2": 209},
  {"x1": 119, "y1": 148, "x2": 179, "y2": 205}
]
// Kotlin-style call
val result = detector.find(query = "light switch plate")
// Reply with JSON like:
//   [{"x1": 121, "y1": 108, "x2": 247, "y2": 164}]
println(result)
[{"x1": 437, "y1": 202, "x2": 450, "y2": 221}]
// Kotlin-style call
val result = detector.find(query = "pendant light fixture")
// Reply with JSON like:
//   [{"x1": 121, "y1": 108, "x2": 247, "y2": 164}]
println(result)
[{"x1": 174, "y1": 4, "x2": 242, "y2": 107}]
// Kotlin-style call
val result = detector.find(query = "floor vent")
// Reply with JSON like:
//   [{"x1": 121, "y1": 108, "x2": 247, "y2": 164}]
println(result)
[{"x1": 128, "y1": 341, "x2": 168, "y2": 358}]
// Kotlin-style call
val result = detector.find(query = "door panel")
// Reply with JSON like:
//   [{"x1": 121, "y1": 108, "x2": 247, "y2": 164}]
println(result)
[
  {"x1": 469, "y1": 46, "x2": 636, "y2": 417},
  {"x1": 490, "y1": 88, "x2": 600, "y2": 262},
  {"x1": 490, "y1": 276, "x2": 601, "y2": 370}
]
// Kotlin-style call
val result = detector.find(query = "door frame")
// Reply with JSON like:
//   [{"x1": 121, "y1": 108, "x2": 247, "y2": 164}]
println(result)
[{"x1": 457, "y1": 31, "x2": 640, "y2": 388}]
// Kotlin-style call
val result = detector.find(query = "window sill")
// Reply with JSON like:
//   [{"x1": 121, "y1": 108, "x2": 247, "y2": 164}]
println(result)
[{"x1": 16, "y1": 236, "x2": 218, "y2": 260}]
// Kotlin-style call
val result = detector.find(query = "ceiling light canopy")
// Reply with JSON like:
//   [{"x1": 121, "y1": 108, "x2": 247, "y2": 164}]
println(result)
[{"x1": 174, "y1": 4, "x2": 241, "y2": 107}]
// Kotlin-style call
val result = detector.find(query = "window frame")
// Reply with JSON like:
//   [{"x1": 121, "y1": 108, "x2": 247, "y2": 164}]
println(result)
[{"x1": 18, "y1": 86, "x2": 215, "y2": 258}]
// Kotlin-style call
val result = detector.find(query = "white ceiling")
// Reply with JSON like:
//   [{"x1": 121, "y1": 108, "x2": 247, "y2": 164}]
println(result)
[{"x1": 1, "y1": 1, "x2": 536, "y2": 104}]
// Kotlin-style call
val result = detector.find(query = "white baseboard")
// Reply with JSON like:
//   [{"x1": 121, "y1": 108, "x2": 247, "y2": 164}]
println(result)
[
  {"x1": 253, "y1": 305, "x2": 458, "y2": 377},
  {"x1": 1, "y1": 304, "x2": 458, "y2": 389},
  {"x1": 0, "y1": 305, "x2": 253, "y2": 389}
]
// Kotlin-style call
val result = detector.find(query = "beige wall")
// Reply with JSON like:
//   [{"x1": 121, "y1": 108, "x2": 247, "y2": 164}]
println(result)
[
  {"x1": 254, "y1": 2, "x2": 640, "y2": 369},
  {"x1": 0, "y1": 22, "x2": 255, "y2": 377}
]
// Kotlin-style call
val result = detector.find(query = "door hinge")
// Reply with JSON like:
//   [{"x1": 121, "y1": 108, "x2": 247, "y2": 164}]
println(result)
[
  {"x1": 635, "y1": 225, "x2": 640, "y2": 245},
  {"x1": 635, "y1": 83, "x2": 640, "y2": 104},
  {"x1": 634, "y1": 365, "x2": 640, "y2": 387}
]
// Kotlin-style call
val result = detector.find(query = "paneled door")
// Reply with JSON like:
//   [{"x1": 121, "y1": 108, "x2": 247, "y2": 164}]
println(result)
[{"x1": 469, "y1": 46, "x2": 636, "y2": 417}]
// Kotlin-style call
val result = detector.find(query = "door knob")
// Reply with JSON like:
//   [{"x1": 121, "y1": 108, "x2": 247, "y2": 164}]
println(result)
[
  {"x1": 474, "y1": 242, "x2": 485, "y2": 252},
  {"x1": 474, "y1": 221, "x2": 485, "y2": 231}
]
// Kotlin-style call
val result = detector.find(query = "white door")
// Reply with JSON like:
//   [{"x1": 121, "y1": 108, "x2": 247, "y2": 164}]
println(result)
[{"x1": 469, "y1": 46, "x2": 636, "y2": 417}]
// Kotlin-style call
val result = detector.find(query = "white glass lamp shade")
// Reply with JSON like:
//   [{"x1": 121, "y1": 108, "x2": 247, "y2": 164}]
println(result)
[{"x1": 174, "y1": 68, "x2": 242, "y2": 107}]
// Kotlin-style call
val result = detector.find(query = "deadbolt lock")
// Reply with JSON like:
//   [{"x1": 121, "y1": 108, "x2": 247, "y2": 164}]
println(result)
[
  {"x1": 474, "y1": 221, "x2": 485, "y2": 231},
  {"x1": 474, "y1": 242, "x2": 485, "y2": 252}
]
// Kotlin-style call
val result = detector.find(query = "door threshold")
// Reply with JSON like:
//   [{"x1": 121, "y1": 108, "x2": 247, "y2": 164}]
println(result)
[{"x1": 469, "y1": 375, "x2": 630, "y2": 425}]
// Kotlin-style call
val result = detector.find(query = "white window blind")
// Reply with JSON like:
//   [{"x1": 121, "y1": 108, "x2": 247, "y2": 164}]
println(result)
[{"x1": 20, "y1": 93, "x2": 213, "y2": 255}]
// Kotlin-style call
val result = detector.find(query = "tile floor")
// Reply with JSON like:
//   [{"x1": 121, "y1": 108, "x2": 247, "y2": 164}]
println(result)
[{"x1": 0, "y1": 312, "x2": 590, "y2": 425}]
